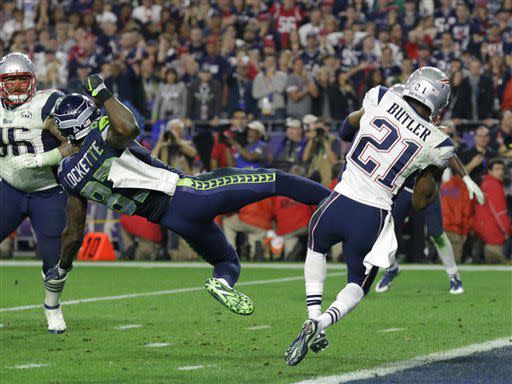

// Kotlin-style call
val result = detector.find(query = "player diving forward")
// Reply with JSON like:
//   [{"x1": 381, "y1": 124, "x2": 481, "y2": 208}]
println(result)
[
  {"x1": 0, "y1": 53, "x2": 75, "y2": 334},
  {"x1": 285, "y1": 67, "x2": 458, "y2": 366},
  {"x1": 30, "y1": 74, "x2": 331, "y2": 316},
  {"x1": 374, "y1": 85, "x2": 485, "y2": 295}
]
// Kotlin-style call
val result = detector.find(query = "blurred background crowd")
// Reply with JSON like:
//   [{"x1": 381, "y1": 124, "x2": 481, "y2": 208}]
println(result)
[{"x1": 1, "y1": 0, "x2": 511, "y2": 264}]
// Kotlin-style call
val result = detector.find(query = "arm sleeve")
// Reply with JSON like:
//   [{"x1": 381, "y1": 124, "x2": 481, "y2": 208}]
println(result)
[{"x1": 41, "y1": 90, "x2": 65, "y2": 121}]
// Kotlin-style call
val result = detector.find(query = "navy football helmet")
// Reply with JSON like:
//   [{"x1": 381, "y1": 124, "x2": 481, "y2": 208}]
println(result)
[{"x1": 53, "y1": 93, "x2": 101, "y2": 143}]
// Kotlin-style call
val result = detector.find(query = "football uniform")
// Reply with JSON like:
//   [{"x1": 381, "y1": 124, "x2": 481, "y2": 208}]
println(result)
[
  {"x1": 0, "y1": 90, "x2": 62, "y2": 191},
  {"x1": 309, "y1": 85, "x2": 454, "y2": 287},
  {"x1": 58, "y1": 116, "x2": 330, "y2": 286},
  {"x1": 0, "y1": 89, "x2": 65, "y2": 272}
]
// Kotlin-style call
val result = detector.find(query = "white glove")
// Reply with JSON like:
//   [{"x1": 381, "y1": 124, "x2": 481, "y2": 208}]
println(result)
[
  {"x1": 9, "y1": 153, "x2": 39, "y2": 171},
  {"x1": 463, "y1": 175, "x2": 485, "y2": 205}
]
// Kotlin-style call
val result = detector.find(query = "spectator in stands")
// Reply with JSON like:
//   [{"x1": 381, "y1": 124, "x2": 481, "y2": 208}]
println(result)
[
  {"x1": 302, "y1": 118, "x2": 340, "y2": 186},
  {"x1": 152, "y1": 119, "x2": 197, "y2": 174},
  {"x1": 492, "y1": 110, "x2": 512, "y2": 158},
  {"x1": 467, "y1": 58, "x2": 494, "y2": 121},
  {"x1": 285, "y1": 57, "x2": 316, "y2": 119},
  {"x1": 200, "y1": 37, "x2": 229, "y2": 84},
  {"x1": 448, "y1": 70, "x2": 472, "y2": 121},
  {"x1": 472, "y1": 159, "x2": 511, "y2": 263},
  {"x1": 67, "y1": 62, "x2": 91, "y2": 94},
  {"x1": 379, "y1": 46, "x2": 401, "y2": 87},
  {"x1": 271, "y1": 118, "x2": 305, "y2": 172},
  {"x1": 152, "y1": 67, "x2": 187, "y2": 122},
  {"x1": 119, "y1": 215, "x2": 162, "y2": 261},
  {"x1": 440, "y1": 169, "x2": 474, "y2": 263},
  {"x1": 432, "y1": 32, "x2": 460, "y2": 73},
  {"x1": 210, "y1": 109, "x2": 247, "y2": 170},
  {"x1": 270, "y1": 165, "x2": 315, "y2": 260},
  {"x1": 252, "y1": 54, "x2": 287, "y2": 120},
  {"x1": 132, "y1": 0, "x2": 162, "y2": 25},
  {"x1": 229, "y1": 120, "x2": 269, "y2": 169},
  {"x1": 300, "y1": 32, "x2": 321, "y2": 70},
  {"x1": 327, "y1": 69, "x2": 358, "y2": 121},
  {"x1": 226, "y1": 54, "x2": 257, "y2": 117},
  {"x1": 460, "y1": 126, "x2": 498, "y2": 185},
  {"x1": 187, "y1": 63, "x2": 222, "y2": 171},
  {"x1": 312, "y1": 66, "x2": 332, "y2": 120}
]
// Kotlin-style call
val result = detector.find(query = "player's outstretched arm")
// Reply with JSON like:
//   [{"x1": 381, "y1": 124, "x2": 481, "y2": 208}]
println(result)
[
  {"x1": 448, "y1": 155, "x2": 485, "y2": 205},
  {"x1": 337, "y1": 108, "x2": 364, "y2": 142},
  {"x1": 82, "y1": 74, "x2": 140, "y2": 150},
  {"x1": 412, "y1": 166, "x2": 443, "y2": 211},
  {"x1": 59, "y1": 195, "x2": 88, "y2": 271}
]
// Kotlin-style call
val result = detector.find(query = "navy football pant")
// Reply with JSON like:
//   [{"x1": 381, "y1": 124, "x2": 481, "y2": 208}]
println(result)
[
  {"x1": 0, "y1": 180, "x2": 67, "y2": 273},
  {"x1": 392, "y1": 189, "x2": 444, "y2": 238},
  {"x1": 307, "y1": 192, "x2": 387, "y2": 292},
  {"x1": 159, "y1": 168, "x2": 331, "y2": 286}
]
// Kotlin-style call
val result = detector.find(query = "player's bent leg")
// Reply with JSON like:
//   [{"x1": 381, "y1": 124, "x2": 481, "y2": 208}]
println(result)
[
  {"x1": 375, "y1": 188, "x2": 413, "y2": 293},
  {"x1": 0, "y1": 180, "x2": 26, "y2": 241},
  {"x1": 273, "y1": 169, "x2": 331, "y2": 205},
  {"x1": 179, "y1": 222, "x2": 254, "y2": 315},
  {"x1": 425, "y1": 197, "x2": 463, "y2": 294},
  {"x1": 29, "y1": 187, "x2": 68, "y2": 333}
]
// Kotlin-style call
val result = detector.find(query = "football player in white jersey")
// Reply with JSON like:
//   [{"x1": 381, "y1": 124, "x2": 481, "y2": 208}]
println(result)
[
  {"x1": 0, "y1": 52, "x2": 75, "y2": 333},
  {"x1": 285, "y1": 67, "x2": 458, "y2": 366}
]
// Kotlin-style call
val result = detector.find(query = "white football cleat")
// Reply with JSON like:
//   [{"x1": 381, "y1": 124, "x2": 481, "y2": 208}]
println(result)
[{"x1": 45, "y1": 305, "x2": 66, "y2": 334}]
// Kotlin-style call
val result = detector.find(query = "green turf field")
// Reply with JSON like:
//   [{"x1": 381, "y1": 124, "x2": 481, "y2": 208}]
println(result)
[{"x1": 1, "y1": 262, "x2": 511, "y2": 384}]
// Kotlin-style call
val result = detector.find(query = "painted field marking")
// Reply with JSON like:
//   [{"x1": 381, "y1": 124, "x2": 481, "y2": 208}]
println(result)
[
  {"x1": 177, "y1": 365, "x2": 207, "y2": 371},
  {"x1": 0, "y1": 323, "x2": 4, "y2": 328},
  {"x1": 0, "y1": 273, "x2": 344, "y2": 313},
  {"x1": 145, "y1": 342, "x2": 171, "y2": 348},
  {"x1": 114, "y1": 324, "x2": 143, "y2": 330},
  {"x1": 292, "y1": 337, "x2": 511, "y2": 384},
  {"x1": 246, "y1": 325, "x2": 271, "y2": 331},
  {"x1": 378, "y1": 328, "x2": 406, "y2": 333},
  {"x1": 10, "y1": 363, "x2": 48, "y2": 369},
  {"x1": 2, "y1": 260, "x2": 510, "y2": 272}
]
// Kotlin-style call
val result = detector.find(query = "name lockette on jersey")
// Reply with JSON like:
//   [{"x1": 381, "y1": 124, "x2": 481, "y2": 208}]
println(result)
[{"x1": 63, "y1": 140, "x2": 104, "y2": 188}]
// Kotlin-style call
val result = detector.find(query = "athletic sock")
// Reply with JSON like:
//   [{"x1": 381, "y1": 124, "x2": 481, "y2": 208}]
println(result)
[
  {"x1": 318, "y1": 283, "x2": 364, "y2": 330},
  {"x1": 304, "y1": 248, "x2": 327, "y2": 320},
  {"x1": 217, "y1": 278, "x2": 231, "y2": 287},
  {"x1": 43, "y1": 272, "x2": 67, "y2": 308},
  {"x1": 387, "y1": 261, "x2": 399, "y2": 272},
  {"x1": 431, "y1": 232, "x2": 458, "y2": 277}
]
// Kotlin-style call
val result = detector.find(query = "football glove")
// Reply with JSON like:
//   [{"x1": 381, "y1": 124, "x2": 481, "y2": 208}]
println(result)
[
  {"x1": 45, "y1": 264, "x2": 72, "y2": 282},
  {"x1": 463, "y1": 175, "x2": 485, "y2": 205},
  {"x1": 82, "y1": 73, "x2": 107, "y2": 97}
]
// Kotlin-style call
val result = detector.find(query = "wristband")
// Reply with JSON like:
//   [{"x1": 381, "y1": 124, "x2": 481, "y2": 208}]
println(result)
[
  {"x1": 35, "y1": 148, "x2": 62, "y2": 167},
  {"x1": 94, "y1": 87, "x2": 113, "y2": 107}
]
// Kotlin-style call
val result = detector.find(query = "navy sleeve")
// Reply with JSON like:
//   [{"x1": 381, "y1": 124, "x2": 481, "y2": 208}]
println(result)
[
  {"x1": 377, "y1": 86, "x2": 389, "y2": 104},
  {"x1": 41, "y1": 90, "x2": 65, "y2": 121},
  {"x1": 338, "y1": 117, "x2": 358, "y2": 142},
  {"x1": 435, "y1": 137, "x2": 454, "y2": 149}
]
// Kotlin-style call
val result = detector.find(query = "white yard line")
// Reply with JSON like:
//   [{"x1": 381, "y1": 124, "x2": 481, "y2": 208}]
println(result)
[
  {"x1": 10, "y1": 363, "x2": 48, "y2": 369},
  {"x1": 177, "y1": 365, "x2": 207, "y2": 371},
  {"x1": 145, "y1": 342, "x2": 171, "y2": 348},
  {"x1": 246, "y1": 325, "x2": 272, "y2": 331},
  {"x1": 378, "y1": 328, "x2": 406, "y2": 333},
  {"x1": 292, "y1": 337, "x2": 512, "y2": 384},
  {"x1": 1, "y1": 260, "x2": 510, "y2": 271},
  {"x1": 114, "y1": 324, "x2": 143, "y2": 330},
  {"x1": 0, "y1": 273, "x2": 344, "y2": 313}
]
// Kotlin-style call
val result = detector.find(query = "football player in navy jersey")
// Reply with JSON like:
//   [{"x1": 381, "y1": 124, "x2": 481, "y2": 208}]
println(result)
[{"x1": 38, "y1": 74, "x2": 331, "y2": 320}]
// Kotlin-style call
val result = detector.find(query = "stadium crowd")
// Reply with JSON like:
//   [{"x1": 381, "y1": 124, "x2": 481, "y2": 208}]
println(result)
[{"x1": 0, "y1": 0, "x2": 511, "y2": 263}]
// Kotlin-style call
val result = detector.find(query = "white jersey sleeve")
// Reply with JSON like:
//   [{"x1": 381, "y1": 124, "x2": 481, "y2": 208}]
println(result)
[{"x1": 0, "y1": 89, "x2": 64, "y2": 192}]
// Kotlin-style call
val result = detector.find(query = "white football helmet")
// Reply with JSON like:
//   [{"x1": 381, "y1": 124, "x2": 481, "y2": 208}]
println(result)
[
  {"x1": 402, "y1": 66, "x2": 451, "y2": 123},
  {"x1": 0, "y1": 52, "x2": 37, "y2": 106}
]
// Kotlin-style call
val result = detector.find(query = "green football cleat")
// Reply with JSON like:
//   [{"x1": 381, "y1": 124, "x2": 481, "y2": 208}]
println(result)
[{"x1": 204, "y1": 278, "x2": 254, "y2": 315}]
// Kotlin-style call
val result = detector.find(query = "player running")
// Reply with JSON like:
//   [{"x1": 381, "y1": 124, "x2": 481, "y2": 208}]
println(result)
[
  {"x1": 374, "y1": 85, "x2": 484, "y2": 295},
  {"x1": 285, "y1": 67, "x2": 457, "y2": 366},
  {"x1": 36, "y1": 74, "x2": 331, "y2": 317},
  {"x1": 0, "y1": 53, "x2": 75, "y2": 334}
]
